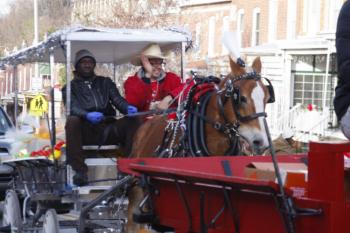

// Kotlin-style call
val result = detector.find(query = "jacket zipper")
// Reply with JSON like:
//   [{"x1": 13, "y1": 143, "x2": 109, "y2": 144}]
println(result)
[{"x1": 87, "y1": 82, "x2": 98, "y2": 111}]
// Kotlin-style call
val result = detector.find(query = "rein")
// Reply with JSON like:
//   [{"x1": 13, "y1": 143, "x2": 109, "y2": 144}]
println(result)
[{"x1": 125, "y1": 108, "x2": 176, "y2": 117}]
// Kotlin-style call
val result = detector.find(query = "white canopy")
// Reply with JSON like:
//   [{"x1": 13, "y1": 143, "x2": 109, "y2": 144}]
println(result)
[{"x1": 0, "y1": 25, "x2": 192, "y2": 66}]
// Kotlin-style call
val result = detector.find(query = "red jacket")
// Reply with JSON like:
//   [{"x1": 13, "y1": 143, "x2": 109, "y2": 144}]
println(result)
[{"x1": 124, "y1": 70, "x2": 182, "y2": 112}]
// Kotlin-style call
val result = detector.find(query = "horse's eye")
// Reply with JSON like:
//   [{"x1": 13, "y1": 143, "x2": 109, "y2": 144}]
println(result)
[{"x1": 240, "y1": 96, "x2": 247, "y2": 104}]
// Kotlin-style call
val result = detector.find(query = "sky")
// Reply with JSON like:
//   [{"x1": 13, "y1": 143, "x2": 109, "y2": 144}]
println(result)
[{"x1": 0, "y1": 0, "x2": 14, "y2": 16}]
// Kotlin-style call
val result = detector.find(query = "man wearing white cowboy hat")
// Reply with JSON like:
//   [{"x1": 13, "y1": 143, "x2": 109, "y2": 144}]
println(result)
[{"x1": 124, "y1": 43, "x2": 182, "y2": 113}]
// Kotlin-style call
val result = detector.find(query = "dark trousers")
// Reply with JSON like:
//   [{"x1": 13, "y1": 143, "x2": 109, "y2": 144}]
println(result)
[{"x1": 65, "y1": 115, "x2": 141, "y2": 173}]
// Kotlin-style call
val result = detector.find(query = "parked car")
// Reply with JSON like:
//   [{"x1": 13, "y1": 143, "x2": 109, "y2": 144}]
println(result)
[{"x1": 0, "y1": 106, "x2": 16, "y2": 198}]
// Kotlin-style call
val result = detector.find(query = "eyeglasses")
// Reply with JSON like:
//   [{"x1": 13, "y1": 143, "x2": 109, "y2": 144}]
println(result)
[{"x1": 149, "y1": 60, "x2": 164, "y2": 66}]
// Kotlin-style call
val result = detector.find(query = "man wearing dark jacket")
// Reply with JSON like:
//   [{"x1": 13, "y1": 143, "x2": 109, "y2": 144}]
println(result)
[
  {"x1": 63, "y1": 49, "x2": 139, "y2": 186},
  {"x1": 335, "y1": 1, "x2": 350, "y2": 139}
]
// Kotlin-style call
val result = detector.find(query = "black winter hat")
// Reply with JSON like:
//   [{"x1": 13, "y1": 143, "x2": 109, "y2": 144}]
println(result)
[{"x1": 74, "y1": 49, "x2": 96, "y2": 68}]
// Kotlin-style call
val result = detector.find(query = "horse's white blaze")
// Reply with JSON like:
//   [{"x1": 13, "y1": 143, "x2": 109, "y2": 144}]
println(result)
[
  {"x1": 238, "y1": 82, "x2": 269, "y2": 151},
  {"x1": 252, "y1": 82, "x2": 269, "y2": 147}
]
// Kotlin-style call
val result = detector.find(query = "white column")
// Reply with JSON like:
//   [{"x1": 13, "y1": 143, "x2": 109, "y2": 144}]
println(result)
[
  {"x1": 34, "y1": 0, "x2": 40, "y2": 91},
  {"x1": 208, "y1": 17, "x2": 215, "y2": 57},
  {"x1": 221, "y1": 16, "x2": 230, "y2": 55},
  {"x1": 66, "y1": 41, "x2": 72, "y2": 116}
]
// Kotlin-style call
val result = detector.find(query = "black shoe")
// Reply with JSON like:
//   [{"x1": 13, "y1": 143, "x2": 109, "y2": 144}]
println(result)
[{"x1": 73, "y1": 172, "x2": 88, "y2": 186}]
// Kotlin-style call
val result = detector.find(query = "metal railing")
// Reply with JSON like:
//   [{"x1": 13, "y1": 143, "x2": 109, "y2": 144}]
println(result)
[
  {"x1": 269, "y1": 103, "x2": 303, "y2": 137},
  {"x1": 269, "y1": 104, "x2": 332, "y2": 142}
]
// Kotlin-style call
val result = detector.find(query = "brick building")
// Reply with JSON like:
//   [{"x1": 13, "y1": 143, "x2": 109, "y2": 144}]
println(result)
[
  {"x1": 0, "y1": 0, "x2": 345, "y2": 137},
  {"x1": 180, "y1": 0, "x2": 345, "y2": 137}
]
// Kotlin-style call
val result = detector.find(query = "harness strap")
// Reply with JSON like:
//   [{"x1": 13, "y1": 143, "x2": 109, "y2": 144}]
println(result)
[
  {"x1": 193, "y1": 91, "x2": 212, "y2": 156},
  {"x1": 193, "y1": 84, "x2": 216, "y2": 103},
  {"x1": 216, "y1": 93, "x2": 230, "y2": 124},
  {"x1": 235, "y1": 111, "x2": 267, "y2": 122},
  {"x1": 125, "y1": 108, "x2": 176, "y2": 117}
]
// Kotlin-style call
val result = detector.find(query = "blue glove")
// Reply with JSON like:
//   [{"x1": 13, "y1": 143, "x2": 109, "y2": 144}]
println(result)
[
  {"x1": 127, "y1": 105, "x2": 138, "y2": 115},
  {"x1": 86, "y1": 112, "x2": 104, "y2": 124}
]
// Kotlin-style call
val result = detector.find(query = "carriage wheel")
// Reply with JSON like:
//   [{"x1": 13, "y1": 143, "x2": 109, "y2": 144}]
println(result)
[
  {"x1": 42, "y1": 209, "x2": 60, "y2": 233},
  {"x1": 2, "y1": 190, "x2": 22, "y2": 232}
]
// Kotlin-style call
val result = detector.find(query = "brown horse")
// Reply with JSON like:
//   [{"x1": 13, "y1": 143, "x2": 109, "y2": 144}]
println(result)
[{"x1": 126, "y1": 56, "x2": 274, "y2": 232}]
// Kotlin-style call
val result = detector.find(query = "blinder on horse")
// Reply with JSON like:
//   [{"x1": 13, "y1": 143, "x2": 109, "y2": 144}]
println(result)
[
  {"x1": 230, "y1": 74, "x2": 275, "y2": 106},
  {"x1": 264, "y1": 77, "x2": 275, "y2": 103}
]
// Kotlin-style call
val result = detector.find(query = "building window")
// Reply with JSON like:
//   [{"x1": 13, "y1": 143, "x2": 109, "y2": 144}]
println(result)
[
  {"x1": 287, "y1": 0, "x2": 296, "y2": 39},
  {"x1": 42, "y1": 75, "x2": 51, "y2": 88},
  {"x1": 222, "y1": 16, "x2": 230, "y2": 54},
  {"x1": 268, "y1": 0, "x2": 277, "y2": 42},
  {"x1": 303, "y1": 0, "x2": 320, "y2": 35},
  {"x1": 195, "y1": 23, "x2": 201, "y2": 59},
  {"x1": 208, "y1": 16, "x2": 215, "y2": 57},
  {"x1": 292, "y1": 55, "x2": 337, "y2": 109},
  {"x1": 252, "y1": 8, "x2": 260, "y2": 46},
  {"x1": 324, "y1": 0, "x2": 343, "y2": 31},
  {"x1": 237, "y1": 9, "x2": 244, "y2": 48},
  {"x1": 18, "y1": 69, "x2": 22, "y2": 91}
]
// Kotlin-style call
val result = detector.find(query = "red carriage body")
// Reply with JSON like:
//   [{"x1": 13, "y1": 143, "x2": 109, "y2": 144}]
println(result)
[{"x1": 118, "y1": 141, "x2": 350, "y2": 233}]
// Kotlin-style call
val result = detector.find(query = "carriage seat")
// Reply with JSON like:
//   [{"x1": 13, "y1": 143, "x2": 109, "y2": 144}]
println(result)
[
  {"x1": 82, "y1": 144, "x2": 122, "y2": 158},
  {"x1": 75, "y1": 144, "x2": 121, "y2": 189},
  {"x1": 82, "y1": 145, "x2": 119, "y2": 150}
]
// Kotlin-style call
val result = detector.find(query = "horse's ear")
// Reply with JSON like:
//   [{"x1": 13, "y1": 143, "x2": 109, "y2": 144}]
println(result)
[
  {"x1": 252, "y1": 56, "x2": 262, "y2": 73},
  {"x1": 229, "y1": 57, "x2": 243, "y2": 75}
]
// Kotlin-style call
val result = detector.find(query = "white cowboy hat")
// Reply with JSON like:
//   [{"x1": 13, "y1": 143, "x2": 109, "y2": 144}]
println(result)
[{"x1": 131, "y1": 43, "x2": 166, "y2": 66}]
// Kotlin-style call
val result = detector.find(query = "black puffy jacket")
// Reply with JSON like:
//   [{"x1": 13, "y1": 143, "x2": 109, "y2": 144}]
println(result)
[
  {"x1": 334, "y1": 1, "x2": 350, "y2": 120},
  {"x1": 62, "y1": 75, "x2": 128, "y2": 117}
]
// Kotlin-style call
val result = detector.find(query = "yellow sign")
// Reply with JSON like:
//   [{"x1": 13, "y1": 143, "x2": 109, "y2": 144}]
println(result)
[{"x1": 29, "y1": 94, "x2": 48, "y2": 116}]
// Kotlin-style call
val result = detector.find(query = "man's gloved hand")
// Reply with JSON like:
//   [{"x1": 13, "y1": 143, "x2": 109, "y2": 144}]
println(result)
[
  {"x1": 127, "y1": 105, "x2": 138, "y2": 115},
  {"x1": 86, "y1": 111, "x2": 104, "y2": 124}
]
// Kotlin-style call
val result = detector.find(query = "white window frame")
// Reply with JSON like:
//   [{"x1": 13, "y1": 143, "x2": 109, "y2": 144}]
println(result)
[
  {"x1": 23, "y1": 65, "x2": 27, "y2": 91},
  {"x1": 222, "y1": 16, "x2": 230, "y2": 54},
  {"x1": 268, "y1": 0, "x2": 278, "y2": 42},
  {"x1": 251, "y1": 8, "x2": 261, "y2": 46},
  {"x1": 208, "y1": 16, "x2": 216, "y2": 57},
  {"x1": 303, "y1": 0, "x2": 320, "y2": 35},
  {"x1": 286, "y1": 0, "x2": 297, "y2": 39},
  {"x1": 18, "y1": 68, "x2": 22, "y2": 92},
  {"x1": 9, "y1": 72, "x2": 13, "y2": 94},
  {"x1": 195, "y1": 23, "x2": 201, "y2": 59},
  {"x1": 324, "y1": 0, "x2": 344, "y2": 31},
  {"x1": 5, "y1": 72, "x2": 8, "y2": 95},
  {"x1": 237, "y1": 9, "x2": 244, "y2": 48}
]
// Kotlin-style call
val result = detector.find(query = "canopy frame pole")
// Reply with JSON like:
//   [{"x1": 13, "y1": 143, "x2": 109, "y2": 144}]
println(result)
[
  {"x1": 14, "y1": 65, "x2": 18, "y2": 128},
  {"x1": 49, "y1": 50, "x2": 56, "y2": 147},
  {"x1": 66, "y1": 41, "x2": 71, "y2": 116},
  {"x1": 181, "y1": 42, "x2": 186, "y2": 81}
]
